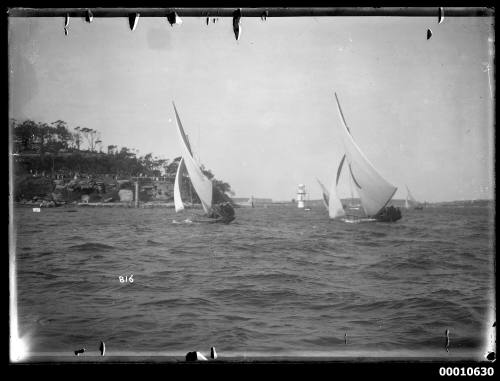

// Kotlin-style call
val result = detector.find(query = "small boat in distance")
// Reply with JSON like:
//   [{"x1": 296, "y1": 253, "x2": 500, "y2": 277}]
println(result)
[
  {"x1": 332, "y1": 93, "x2": 401, "y2": 222},
  {"x1": 405, "y1": 185, "x2": 424, "y2": 210},
  {"x1": 172, "y1": 102, "x2": 235, "y2": 224}
]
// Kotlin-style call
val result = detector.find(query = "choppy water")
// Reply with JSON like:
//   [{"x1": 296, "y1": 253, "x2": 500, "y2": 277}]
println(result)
[{"x1": 12, "y1": 204, "x2": 495, "y2": 359}]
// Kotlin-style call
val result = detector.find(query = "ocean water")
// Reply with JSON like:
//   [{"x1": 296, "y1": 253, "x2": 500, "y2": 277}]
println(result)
[{"x1": 12, "y1": 204, "x2": 495, "y2": 359}]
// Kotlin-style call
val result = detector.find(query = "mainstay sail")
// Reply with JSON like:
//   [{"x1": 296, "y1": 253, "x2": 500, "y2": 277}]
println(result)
[
  {"x1": 334, "y1": 93, "x2": 397, "y2": 217},
  {"x1": 172, "y1": 102, "x2": 213, "y2": 215}
]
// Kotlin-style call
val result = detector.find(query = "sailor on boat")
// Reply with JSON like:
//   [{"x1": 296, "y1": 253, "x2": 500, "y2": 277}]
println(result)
[
  {"x1": 208, "y1": 187, "x2": 236, "y2": 224},
  {"x1": 210, "y1": 201, "x2": 236, "y2": 224},
  {"x1": 374, "y1": 205, "x2": 402, "y2": 222}
]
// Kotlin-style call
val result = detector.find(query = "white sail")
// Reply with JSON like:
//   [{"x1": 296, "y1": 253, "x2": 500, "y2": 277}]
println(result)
[
  {"x1": 316, "y1": 178, "x2": 330, "y2": 210},
  {"x1": 334, "y1": 93, "x2": 397, "y2": 217},
  {"x1": 174, "y1": 158, "x2": 186, "y2": 212},
  {"x1": 173, "y1": 102, "x2": 213, "y2": 215},
  {"x1": 328, "y1": 177, "x2": 346, "y2": 219},
  {"x1": 406, "y1": 185, "x2": 417, "y2": 204},
  {"x1": 405, "y1": 185, "x2": 419, "y2": 208}
]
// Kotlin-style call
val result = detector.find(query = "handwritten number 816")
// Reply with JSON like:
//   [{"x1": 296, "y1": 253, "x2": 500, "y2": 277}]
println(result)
[{"x1": 119, "y1": 274, "x2": 134, "y2": 283}]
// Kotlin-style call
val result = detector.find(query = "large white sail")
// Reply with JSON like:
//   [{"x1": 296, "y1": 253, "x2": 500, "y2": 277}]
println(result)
[
  {"x1": 316, "y1": 178, "x2": 330, "y2": 210},
  {"x1": 172, "y1": 102, "x2": 213, "y2": 215},
  {"x1": 174, "y1": 158, "x2": 186, "y2": 212},
  {"x1": 334, "y1": 93, "x2": 397, "y2": 217},
  {"x1": 328, "y1": 177, "x2": 346, "y2": 219}
]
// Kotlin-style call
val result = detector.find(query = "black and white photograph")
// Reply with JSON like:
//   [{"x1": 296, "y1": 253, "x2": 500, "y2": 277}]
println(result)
[{"x1": 8, "y1": 7, "x2": 495, "y2": 369}]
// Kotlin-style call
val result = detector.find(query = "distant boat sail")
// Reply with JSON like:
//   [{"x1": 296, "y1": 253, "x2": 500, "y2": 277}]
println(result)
[
  {"x1": 405, "y1": 185, "x2": 423, "y2": 210},
  {"x1": 173, "y1": 102, "x2": 213, "y2": 215},
  {"x1": 334, "y1": 93, "x2": 400, "y2": 221}
]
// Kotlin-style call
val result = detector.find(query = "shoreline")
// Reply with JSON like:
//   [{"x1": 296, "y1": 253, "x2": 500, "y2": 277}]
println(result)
[
  {"x1": 13, "y1": 201, "x2": 287, "y2": 209},
  {"x1": 13, "y1": 201, "x2": 203, "y2": 209}
]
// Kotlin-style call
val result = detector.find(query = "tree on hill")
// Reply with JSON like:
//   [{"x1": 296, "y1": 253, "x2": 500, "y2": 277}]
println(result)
[
  {"x1": 50, "y1": 120, "x2": 72, "y2": 149},
  {"x1": 107, "y1": 145, "x2": 117, "y2": 155},
  {"x1": 80, "y1": 127, "x2": 100, "y2": 151},
  {"x1": 74, "y1": 127, "x2": 82, "y2": 150},
  {"x1": 12, "y1": 119, "x2": 73, "y2": 155}
]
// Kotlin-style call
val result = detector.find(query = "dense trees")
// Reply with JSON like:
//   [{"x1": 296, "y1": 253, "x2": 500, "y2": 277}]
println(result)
[
  {"x1": 11, "y1": 119, "x2": 234, "y2": 198},
  {"x1": 12, "y1": 119, "x2": 81, "y2": 153}
]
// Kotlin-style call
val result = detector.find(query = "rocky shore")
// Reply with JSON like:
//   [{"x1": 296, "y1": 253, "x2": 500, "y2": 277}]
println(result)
[
  {"x1": 16, "y1": 200, "x2": 168, "y2": 208},
  {"x1": 15, "y1": 199, "x2": 203, "y2": 209},
  {"x1": 14, "y1": 173, "x2": 178, "y2": 208}
]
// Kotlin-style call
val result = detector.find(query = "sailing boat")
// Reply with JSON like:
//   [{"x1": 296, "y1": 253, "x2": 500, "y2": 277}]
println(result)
[
  {"x1": 405, "y1": 185, "x2": 423, "y2": 210},
  {"x1": 172, "y1": 102, "x2": 235, "y2": 224},
  {"x1": 333, "y1": 93, "x2": 401, "y2": 222}
]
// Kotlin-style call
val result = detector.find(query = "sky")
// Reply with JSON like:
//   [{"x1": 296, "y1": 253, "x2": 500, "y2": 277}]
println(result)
[{"x1": 9, "y1": 14, "x2": 495, "y2": 202}]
